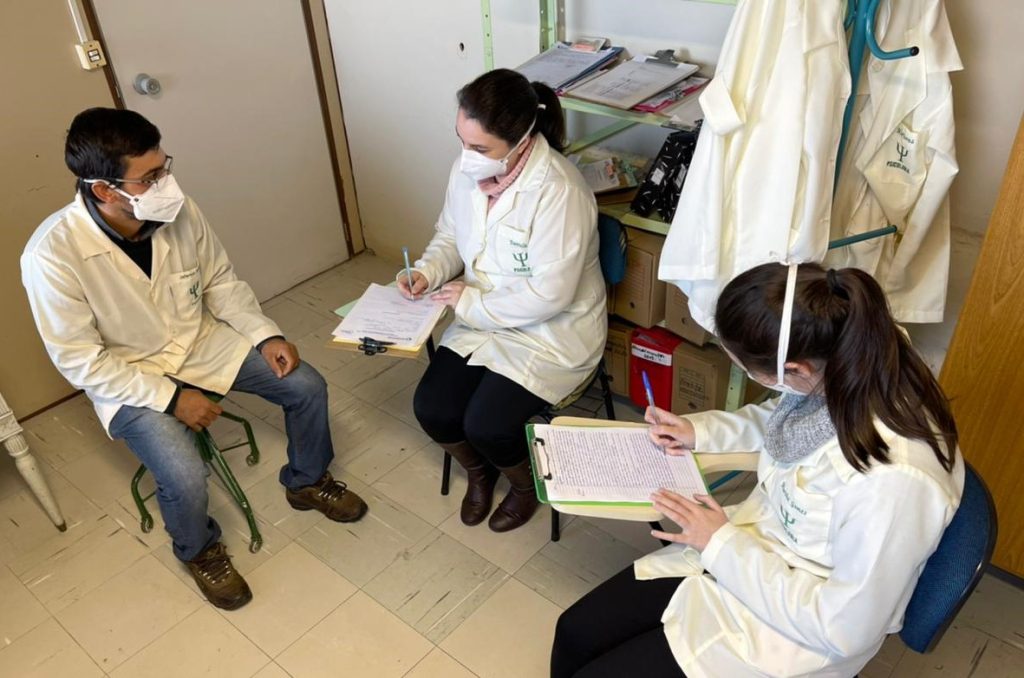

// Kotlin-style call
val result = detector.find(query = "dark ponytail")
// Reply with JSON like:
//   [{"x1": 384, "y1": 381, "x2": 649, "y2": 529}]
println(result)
[
  {"x1": 715, "y1": 263, "x2": 957, "y2": 473},
  {"x1": 457, "y1": 68, "x2": 567, "y2": 154}
]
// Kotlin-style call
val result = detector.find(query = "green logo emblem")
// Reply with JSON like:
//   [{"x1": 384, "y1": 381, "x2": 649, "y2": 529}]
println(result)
[{"x1": 512, "y1": 250, "x2": 531, "y2": 274}]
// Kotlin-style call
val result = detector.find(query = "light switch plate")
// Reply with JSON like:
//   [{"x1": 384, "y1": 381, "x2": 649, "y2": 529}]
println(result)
[{"x1": 74, "y1": 40, "x2": 107, "y2": 70}]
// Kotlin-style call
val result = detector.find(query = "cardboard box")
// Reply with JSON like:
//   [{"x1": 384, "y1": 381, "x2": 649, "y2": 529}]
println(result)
[
  {"x1": 671, "y1": 340, "x2": 733, "y2": 415},
  {"x1": 604, "y1": 320, "x2": 634, "y2": 396},
  {"x1": 664, "y1": 285, "x2": 711, "y2": 346},
  {"x1": 612, "y1": 228, "x2": 666, "y2": 327}
]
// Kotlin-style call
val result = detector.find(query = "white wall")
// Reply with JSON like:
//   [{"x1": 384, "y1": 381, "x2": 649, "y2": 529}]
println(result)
[
  {"x1": 327, "y1": 0, "x2": 1024, "y2": 369},
  {"x1": 326, "y1": 0, "x2": 734, "y2": 262}
]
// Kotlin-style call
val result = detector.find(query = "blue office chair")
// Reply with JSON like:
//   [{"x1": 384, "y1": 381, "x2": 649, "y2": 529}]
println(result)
[{"x1": 898, "y1": 463, "x2": 998, "y2": 653}]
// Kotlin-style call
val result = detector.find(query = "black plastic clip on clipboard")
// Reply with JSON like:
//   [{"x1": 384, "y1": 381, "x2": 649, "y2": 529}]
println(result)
[{"x1": 357, "y1": 337, "x2": 394, "y2": 356}]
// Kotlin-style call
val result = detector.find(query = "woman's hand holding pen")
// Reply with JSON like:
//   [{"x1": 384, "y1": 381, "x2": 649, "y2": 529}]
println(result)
[
  {"x1": 645, "y1": 406, "x2": 696, "y2": 454},
  {"x1": 398, "y1": 270, "x2": 429, "y2": 300}
]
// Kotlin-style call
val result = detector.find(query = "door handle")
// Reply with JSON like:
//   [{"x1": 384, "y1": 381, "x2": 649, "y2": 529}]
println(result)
[{"x1": 133, "y1": 73, "x2": 162, "y2": 95}]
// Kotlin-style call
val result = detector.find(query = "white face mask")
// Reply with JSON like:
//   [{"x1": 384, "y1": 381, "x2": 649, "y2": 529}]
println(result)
[
  {"x1": 91, "y1": 174, "x2": 186, "y2": 222},
  {"x1": 459, "y1": 118, "x2": 536, "y2": 182},
  {"x1": 768, "y1": 263, "x2": 806, "y2": 396}
]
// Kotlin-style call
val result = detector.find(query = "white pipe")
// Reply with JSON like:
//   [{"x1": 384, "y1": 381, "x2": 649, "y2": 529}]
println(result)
[{"x1": 66, "y1": 0, "x2": 90, "y2": 43}]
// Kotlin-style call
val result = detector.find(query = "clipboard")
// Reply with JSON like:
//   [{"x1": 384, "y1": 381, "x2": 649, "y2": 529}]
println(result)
[
  {"x1": 327, "y1": 282, "x2": 446, "y2": 359},
  {"x1": 326, "y1": 336, "x2": 427, "y2": 359},
  {"x1": 530, "y1": 417, "x2": 759, "y2": 522},
  {"x1": 524, "y1": 421, "x2": 708, "y2": 507}
]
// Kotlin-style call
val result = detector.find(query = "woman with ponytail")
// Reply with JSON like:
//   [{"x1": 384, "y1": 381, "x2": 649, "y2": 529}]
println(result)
[
  {"x1": 399, "y1": 69, "x2": 606, "y2": 533},
  {"x1": 552, "y1": 263, "x2": 963, "y2": 677}
]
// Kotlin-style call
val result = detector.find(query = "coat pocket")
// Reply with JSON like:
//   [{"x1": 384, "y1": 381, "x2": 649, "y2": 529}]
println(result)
[
  {"x1": 494, "y1": 224, "x2": 534, "y2": 277},
  {"x1": 773, "y1": 472, "x2": 834, "y2": 562},
  {"x1": 169, "y1": 266, "x2": 202, "y2": 319}
]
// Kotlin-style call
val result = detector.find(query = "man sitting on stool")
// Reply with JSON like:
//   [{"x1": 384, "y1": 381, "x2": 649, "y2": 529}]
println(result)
[{"x1": 21, "y1": 108, "x2": 366, "y2": 610}]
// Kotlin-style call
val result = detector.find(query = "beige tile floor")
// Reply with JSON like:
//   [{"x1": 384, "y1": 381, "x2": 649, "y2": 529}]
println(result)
[{"x1": 2, "y1": 253, "x2": 1023, "y2": 677}]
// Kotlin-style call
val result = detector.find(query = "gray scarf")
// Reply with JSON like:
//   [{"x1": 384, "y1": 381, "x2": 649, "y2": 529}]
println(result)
[{"x1": 765, "y1": 394, "x2": 837, "y2": 463}]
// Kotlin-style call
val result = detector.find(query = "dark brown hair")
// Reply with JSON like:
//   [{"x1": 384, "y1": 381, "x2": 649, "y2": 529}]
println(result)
[
  {"x1": 715, "y1": 262, "x2": 957, "y2": 473},
  {"x1": 457, "y1": 68, "x2": 566, "y2": 153}
]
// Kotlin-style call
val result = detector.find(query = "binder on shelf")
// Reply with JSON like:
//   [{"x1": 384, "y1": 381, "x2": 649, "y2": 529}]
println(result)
[
  {"x1": 514, "y1": 42, "x2": 623, "y2": 91},
  {"x1": 565, "y1": 57, "x2": 699, "y2": 110}
]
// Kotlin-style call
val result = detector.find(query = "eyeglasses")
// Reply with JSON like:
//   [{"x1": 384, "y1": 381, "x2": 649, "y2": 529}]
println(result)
[
  {"x1": 85, "y1": 155, "x2": 174, "y2": 187},
  {"x1": 118, "y1": 155, "x2": 174, "y2": 186}
]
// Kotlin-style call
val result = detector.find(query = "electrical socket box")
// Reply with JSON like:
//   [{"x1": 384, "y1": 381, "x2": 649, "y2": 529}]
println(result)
[{"x1": 74, "y1": 40, "x2": 107, "y2": 70}]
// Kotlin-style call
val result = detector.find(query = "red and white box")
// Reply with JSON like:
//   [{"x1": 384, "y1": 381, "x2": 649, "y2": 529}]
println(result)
[{"x1": 629, "y1": 326, "x2": 683, "y2": 411}]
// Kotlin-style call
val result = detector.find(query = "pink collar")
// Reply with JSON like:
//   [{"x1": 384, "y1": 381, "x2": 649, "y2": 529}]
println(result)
[{"x1": 478, "y1": 135, "x2": 537, "y2": 209}]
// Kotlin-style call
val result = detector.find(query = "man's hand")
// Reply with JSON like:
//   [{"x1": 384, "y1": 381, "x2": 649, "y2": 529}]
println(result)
[
  {"x1": 173, "y1": 389, "x2": 223, "y2": 432},
  {"x1": 260, "y1": 338, "x2": 300, "y2": 378}
]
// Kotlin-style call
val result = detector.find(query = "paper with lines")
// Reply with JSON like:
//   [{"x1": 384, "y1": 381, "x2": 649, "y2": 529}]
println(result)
[{"x1": 530, "y1": 424, "x2": 707, "y2": 504}]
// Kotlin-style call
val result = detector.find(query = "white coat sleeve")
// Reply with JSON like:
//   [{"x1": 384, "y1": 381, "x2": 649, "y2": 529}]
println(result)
[
  {"x1": 454, "y1": 182, "x2": 596, "y2": 331},
  {"x1": 683, "y1": 398, "x2": 780, "y2": 453},
  {"x1": 699, "y1": 465, "x2": 955, "y2": 658},
  {"x1": 21, "y1": 251, "x2": 177, "y2": 412},
  {"x1": 413, "y1": 165, "x2": 465, "y2": 291},
  {"x1": 192, "y1": 203, "x2": 282, "y2": 346}
]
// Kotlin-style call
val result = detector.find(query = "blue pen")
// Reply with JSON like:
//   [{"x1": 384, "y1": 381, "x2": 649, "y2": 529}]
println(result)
[
  {"x1": 641, "y1": 370, "x2": 657, "y2": 411},
  {"x1": 402, "y1": 247, "x2": 416, "y2": 299},
  {"x1": 642, "y1": 371, "x2": 665, "y2": 450},
  {"x1": 642, "y1": 370, "x2": 662, "y2": 424}
]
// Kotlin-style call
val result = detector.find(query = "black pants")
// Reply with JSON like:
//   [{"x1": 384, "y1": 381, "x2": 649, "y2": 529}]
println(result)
[
  {"x1": 413, "y1": 346, "x2": 548, "y2": 468},
  {"x1": 552, "y1": 565, "x2": 687, "y2": 678}
]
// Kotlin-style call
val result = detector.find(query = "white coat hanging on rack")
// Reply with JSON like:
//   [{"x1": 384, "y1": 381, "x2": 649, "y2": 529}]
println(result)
[
  {"x1": 827, "y1": 0, "x2": 961, "y2": 323},
  {"x1": 658, "y1": 0, "x2": 851, "y2": 332}
]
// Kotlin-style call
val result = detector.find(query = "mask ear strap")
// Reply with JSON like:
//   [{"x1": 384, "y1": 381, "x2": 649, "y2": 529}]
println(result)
[
  {"x1": 81, "y1": 178, "x2": 132, "y2": 202},
  {"x1": 777, "y1": 263, "x2": 799, "y2": 386}
]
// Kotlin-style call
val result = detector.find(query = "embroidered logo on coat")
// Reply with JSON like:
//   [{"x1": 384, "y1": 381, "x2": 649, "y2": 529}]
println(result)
[{"x1": 512, "y1": 250, "x2": 531, "y2": 274}]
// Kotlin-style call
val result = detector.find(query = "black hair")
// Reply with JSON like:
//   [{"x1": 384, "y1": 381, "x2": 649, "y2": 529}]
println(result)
[
  {"x1": 457, "y1": 68, "x2": 566, "y2": 153},
  {"x1": 65, "y1": 107, "x2": 161, "y2": 196},
  {"x1": 715, "y1": 262, "x2": 958, "y2": 473}
]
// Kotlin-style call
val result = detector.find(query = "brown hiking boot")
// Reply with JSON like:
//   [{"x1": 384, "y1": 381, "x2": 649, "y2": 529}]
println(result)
[
  {"x1": 286, "y1": 472, "x2": 368, "y2": 522},
  {"x1": 488, "y1": 458, "x2": 540, "y2": 532},
  {"x1": 440, "y1": 441, "x2": 500, "y2": 526},
  {"x1": 186, "y1": 542, "x2": 252, "y2": 610}
]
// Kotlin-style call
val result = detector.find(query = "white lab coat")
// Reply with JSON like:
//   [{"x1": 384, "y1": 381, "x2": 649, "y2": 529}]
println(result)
[
  {"x1": 21, "y1": 194, "x2": 281, "y2": 432},
  {"x1": 633, "y1": 400, "x2": 963, "y2": 677},
  {"x1": 826, "y1": 0, "x2": 961, "y2": 323},
  {"x1": 411, "y1": 135, "x2": 606, "y2": 404},
  {"x1": 659, "y1": 0, "x2": 851, "y2": 331}
]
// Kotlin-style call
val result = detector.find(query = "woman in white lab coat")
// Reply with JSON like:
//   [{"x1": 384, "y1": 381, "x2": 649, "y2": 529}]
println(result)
[
  {"x1": 552, "y1": 262, "x2": 963, "y2": 677},
  {"x1": 400, "y1": 69, "x2": 606, "y2": 533}
]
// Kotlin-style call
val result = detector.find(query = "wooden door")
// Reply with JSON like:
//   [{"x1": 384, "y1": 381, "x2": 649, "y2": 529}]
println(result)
[
  {"x1": 940, "y1": 114, "x2": 1024, "y2": 577},
  {"x1": 0, "y1": 0, "x2": 116, "y2": 417}
]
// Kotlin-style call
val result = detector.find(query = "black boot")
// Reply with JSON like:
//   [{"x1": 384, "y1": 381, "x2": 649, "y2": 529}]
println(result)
[
  {"x1": 441, "y1": 441, "x2": 500, "y2": 526},
  {"x1": 488, "y1": 458, "x2": 540, "y2": 532}
]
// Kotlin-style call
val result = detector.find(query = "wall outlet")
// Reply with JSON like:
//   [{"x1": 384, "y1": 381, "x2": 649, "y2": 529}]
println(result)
[{"x1": 74, "y1": 40, "x2": 107, "y2": 70}]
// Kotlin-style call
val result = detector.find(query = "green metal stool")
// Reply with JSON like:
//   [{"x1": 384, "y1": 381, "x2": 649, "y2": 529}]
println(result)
[{"x1": 130, "y1": 398, "x2": 264, "y2": 553}]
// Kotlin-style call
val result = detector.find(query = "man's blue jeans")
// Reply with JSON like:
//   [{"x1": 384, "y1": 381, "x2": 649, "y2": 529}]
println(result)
[{"x1": 109, "y1": 349, "x2": 334, "y2": 561}]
